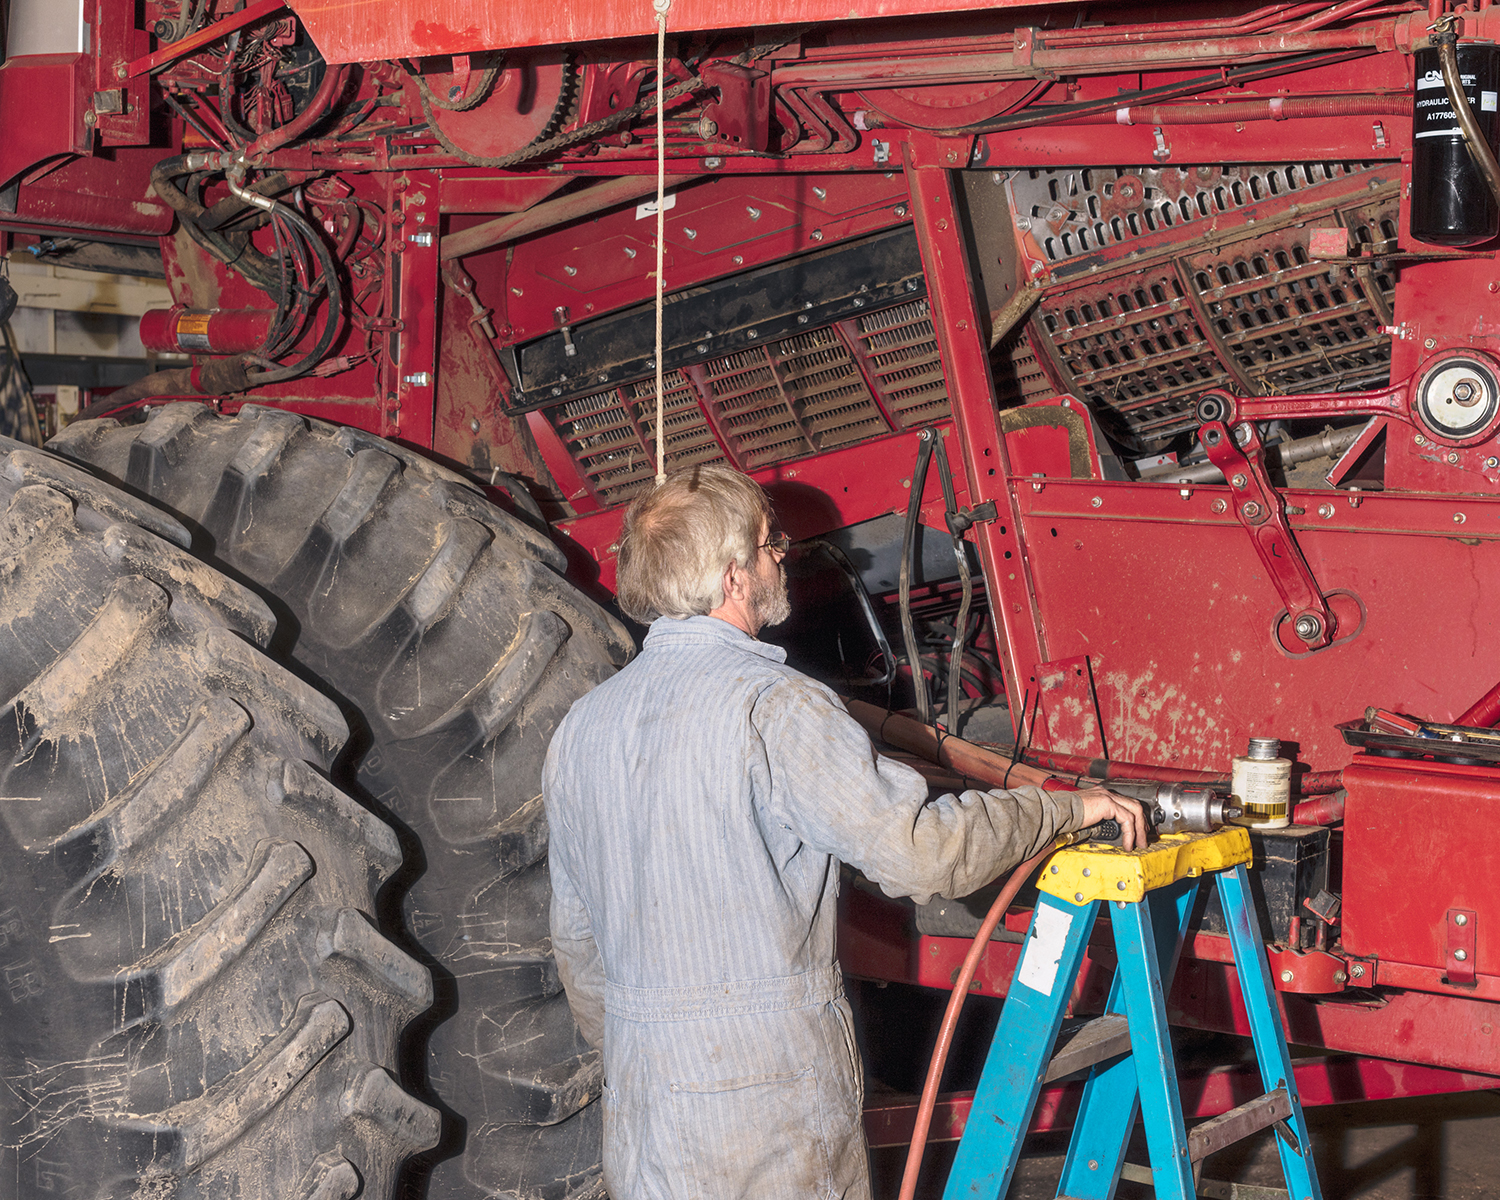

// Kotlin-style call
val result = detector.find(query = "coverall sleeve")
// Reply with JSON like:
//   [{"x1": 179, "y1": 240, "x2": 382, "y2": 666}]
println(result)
[
  {"x1": 753, "y1": 676, "x2": 1087, "y2": 905},
  {"x1": 546, "y1": 826, "x2": 606, "y2": 1051}
]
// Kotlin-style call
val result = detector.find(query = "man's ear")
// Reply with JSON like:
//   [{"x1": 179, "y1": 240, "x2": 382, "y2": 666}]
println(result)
[{"x1": 720, "y1": 558, "x2": 748, "y2": 603}]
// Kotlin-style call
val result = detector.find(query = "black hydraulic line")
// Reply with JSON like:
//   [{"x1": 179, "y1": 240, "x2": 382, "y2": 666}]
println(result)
[
  {"x1": 899, "y1": 428, "x2": 939, "y2": 727},
  {"x1": 1433, "y1": 18, "x2": 1500, "y2": 212},
  {"x1": 245, "y1": 203, "x2": 343, "y2": 384},
  {"x1": 150, "y1": 157, "x2": 281, "y2": 292},
  {"x1": 931, "y1": 433, "x2": 973, "y2": 736}
]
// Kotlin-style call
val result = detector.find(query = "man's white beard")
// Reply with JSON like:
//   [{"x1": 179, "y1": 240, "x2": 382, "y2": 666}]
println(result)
[{"x1": 753, "y1": 563, "x2": 791, "y2": 628}]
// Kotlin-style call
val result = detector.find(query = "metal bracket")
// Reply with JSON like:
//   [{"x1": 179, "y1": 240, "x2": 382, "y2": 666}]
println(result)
[
  {"x1": 1446, "y1": 908, "x2": 1477, "y2": 986},
  {"x1": 1199, "y1": 418, "x2": 1336, "y2": 650}
]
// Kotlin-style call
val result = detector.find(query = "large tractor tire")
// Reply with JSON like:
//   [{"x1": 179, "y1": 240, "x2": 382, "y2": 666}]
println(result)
[
  {"x1": 0, "y1": 438, "x2": 439, "y2": 1198},
  {"x1": 54, "y1": 405, "x2": 634, "y2": 1200}
]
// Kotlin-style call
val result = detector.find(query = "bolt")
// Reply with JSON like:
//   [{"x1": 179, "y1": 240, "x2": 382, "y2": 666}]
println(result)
[
  {"x1": 469, "y1": 418, "x2": 481, "y2": 433},
  {"x1": 1281, "y1": 969, "x2": 1295, "y2": 983},
  {"x1": 1241, "y1": 501, "x2": 1263, "y2": 520},
  {"x1": 407, "y1": 231, "x2": 434, "y2": 247},
  {"x1": 746, "y1": 206, "x2": 761, "y2": 220},
  {"x1": 696, "y1": 343, "x2": 709, "y2": 354},
  {"x1": 1211, "y1": 498, "x2": 1227, "y2": 514},
  {"x1": 1487, "y1": 457, "x2": 1499, "y2": 470},
  {"x1": 1082, "y1": 867, "x2": 1091, "y2": 877},
  {"x1": 1425, "y1": 337, "x2": 1437, "y2": 349},
  {"x1": 1090, "y1": 496, "x2": 1103, "y2": 508},
  {"x1": 1075, "y1": 892, "x2": 1085, "y2": 902},
  {"x1": 624, "y1": 246, "x2": 637, "y2": 259},
  {"x1": 699, "y1": 117, "x2": 718, "y2": 138},
  {"x1": 894, "y1": 204, "x2": 908, "y2": 217},
  {"x1": 1180, "y1": 487, "x2": 1192, "y2": 499},
  {"x1": 1455, "y1": 512, "x2": 1467, "y2": 524},
  {"x1": 403, "y1": 371, "x2": 431, "y2": 387},
  {"x1": 116, "y1": 63, "x2": 127, "y2": 79},
  {"x1": 747, "y1": 329, "x2": 759, "y2": 339},
  {"x1": 1117, "y1": 880, "x2": 1127, "y2": 891},
  {"x1": 1293, "y1": 613, "x2": 1323, "y2": 642},
  {"x1": 684, "y1": 227, "x2": 698, "y2": 239},
  {"x1": 733, "y1": 255, "x2": 743, "y2": 264},
  {"x1": 1318, "y1": 503, "x2": 1336, "y2": 518},
  {"x1": 564, "y1": 265, "x2": 577, "y2": 276},
  {"x1": 84, "y1": 109, "x2": 96, "y2": 126},
  {"x1": 1050, "y1": 865, "x2": 1059, "y2": 874},
  {"x1": 597, "y1": 373, "x2": 608, "y2": 382},
  {"x1": 704, "y1": 156, "x2": 723, "y2": 169},
  {"x1": 1351, "y1": 963, "x2": 1367, "y2": 978},
  {"x1": 1457, "y1": 913, "x2": 1470, "y2": 926},
  {"x1": 1333, "y1": 970, "x2": 1347, "y2": 984},
  {"x1": 1231, "y1": 473, "x2": 1247, "y2": 488},
  {"x1": 1089, "y1": 1160, "x2": 1100, "y2": 1171},
  {"x1": 1415, "y1": 433, "x2": 1426, "y2": 445},
  {"x1": 813, "y1": 186, "x2": 827, "y2": 200},
  {"x1": 811, "y1": 229, "x2": 824, "y2": 241},
  {"x1": 1456, "y1": 948, "x2": 1469, "y2": 961}
]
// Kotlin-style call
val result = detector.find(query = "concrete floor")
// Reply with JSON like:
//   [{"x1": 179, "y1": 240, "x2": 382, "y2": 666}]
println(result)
[{"x1": 869, "y1": 1088, "x2": 1500, "y2": 1199}]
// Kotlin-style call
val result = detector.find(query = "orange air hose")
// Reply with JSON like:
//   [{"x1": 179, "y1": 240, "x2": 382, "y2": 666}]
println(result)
[{"x1": 896, "y1": 840, "x2": 1060, "y2": 1200}]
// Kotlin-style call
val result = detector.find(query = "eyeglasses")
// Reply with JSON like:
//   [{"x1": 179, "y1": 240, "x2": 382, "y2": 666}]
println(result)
[{"x1": 761, "y1": 532, "x2": 791, "y2": 556}]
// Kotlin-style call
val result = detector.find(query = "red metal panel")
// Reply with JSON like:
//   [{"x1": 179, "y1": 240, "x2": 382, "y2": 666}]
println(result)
[
  {"x1": 285, "y1": 0, "x2": 1079, "y2": 64},
  {"x1": 486, "y1": 173, "x2": 911, "y2": 345},
  {"x1": 1011, "y1": 478, "x2": 1500, "y2": 770},
  {"x1": 1341, "y1": 754, "x2": 1500, "y2": 978},
  {"x1": 0, "y1": 56, "x2": 90, "y2": 191}
]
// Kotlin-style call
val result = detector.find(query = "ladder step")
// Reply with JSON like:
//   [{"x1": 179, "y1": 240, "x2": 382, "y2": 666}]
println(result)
[
  {"x1": 1188, "y1": 1086, "x2": 1293, "y2": 1163},
  {"x1": 1041, "y1": 1014, "x2": 1131, "y2": 1084},
  {"x1": 1119, "y1": 1164, "x2": 1292, "y2": 1200},
  {"x1": 1198, "y1": 1181, "x2": 1292, "y2": 1200}
]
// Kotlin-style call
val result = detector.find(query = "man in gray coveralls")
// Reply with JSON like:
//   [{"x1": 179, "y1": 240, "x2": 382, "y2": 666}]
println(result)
[{"x1": 542, "y1": 465, "x2": 1145, "y2": 1199}]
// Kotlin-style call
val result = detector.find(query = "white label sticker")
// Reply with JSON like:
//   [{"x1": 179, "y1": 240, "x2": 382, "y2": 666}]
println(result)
[
  {"x1": 1016, "y1": 903, "x2": 1074, "y2": 995},
  {"x1": 636, "y1": 192, "x2": 678, "y2": 220},
  {"x1": 1483, "y1": 91, "x2": 1498, "y2": 113}
]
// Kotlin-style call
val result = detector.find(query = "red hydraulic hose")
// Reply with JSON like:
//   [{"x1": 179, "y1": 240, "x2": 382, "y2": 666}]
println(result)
[
  {"x1": 1292, "y1": 790, "x2": 1346, "y2": 825},
  {"x1": 896, "y1": 842, "x2": 1058, "y2": 1200},
  {"x1": 244, "y1": 63, "x2": 350, "y2": 159},
  {"x1": 1455, "y1": 679, "x2": 1500, "y2": 728},
  {"x1": 1019, "y1": 747, "x2": 1225, "y2": 786}
]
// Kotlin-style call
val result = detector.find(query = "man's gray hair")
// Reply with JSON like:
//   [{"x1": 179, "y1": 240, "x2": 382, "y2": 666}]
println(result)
[{"x1": 615, "y1": 465, "x2": 771, "y2": 622}]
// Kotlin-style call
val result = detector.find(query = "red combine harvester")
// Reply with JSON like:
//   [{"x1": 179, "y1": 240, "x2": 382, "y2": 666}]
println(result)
[{"x1": 2, "y1": 0, "x2": 1499, "y2": 1196}]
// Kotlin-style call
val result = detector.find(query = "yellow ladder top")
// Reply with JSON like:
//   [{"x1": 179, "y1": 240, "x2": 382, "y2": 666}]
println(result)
[{"x1": 1038, "y1": 826, "x2": 1253, "y2": 905}]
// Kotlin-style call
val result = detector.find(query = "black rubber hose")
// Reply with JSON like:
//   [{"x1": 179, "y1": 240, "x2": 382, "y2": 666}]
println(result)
[
  {"x1": 1434, "y1": 24, "x2": 1500, "y2": 211},
  {"x1": 899, "y1": 429, "x2": 938, "y2": 726},
  {"x1": 245, "y1": 204, "x2": 343, "y2": 384},
  {"x1": 150, "y1": 157, "x2": 281, "y2": 292}
]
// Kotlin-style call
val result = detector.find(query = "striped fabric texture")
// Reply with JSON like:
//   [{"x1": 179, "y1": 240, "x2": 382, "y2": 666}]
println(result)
[{"x1": 544, "y1": 614, "x2": 1086, "y2": 1199}]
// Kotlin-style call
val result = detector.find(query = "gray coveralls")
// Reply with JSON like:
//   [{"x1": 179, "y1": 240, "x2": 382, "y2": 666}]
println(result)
[{"x1": 543, "y1": 614, "x2": 1086, "y2": 1199}]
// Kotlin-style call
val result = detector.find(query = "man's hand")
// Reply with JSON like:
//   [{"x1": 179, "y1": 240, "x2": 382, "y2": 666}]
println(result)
[{"x1": 1076, "y1": 787, "x2": 1150, "y2": 850}]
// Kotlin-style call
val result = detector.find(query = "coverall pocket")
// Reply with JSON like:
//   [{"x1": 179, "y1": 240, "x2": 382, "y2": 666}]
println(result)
[{"x1": 669, "y1": 1066, "x2": 830, "y2": 1199}]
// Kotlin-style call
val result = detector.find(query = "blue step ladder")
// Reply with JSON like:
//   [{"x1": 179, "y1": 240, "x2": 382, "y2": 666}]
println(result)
[{"x1": 942, "y1": 827, "x2": 1323, "y2": 1200}]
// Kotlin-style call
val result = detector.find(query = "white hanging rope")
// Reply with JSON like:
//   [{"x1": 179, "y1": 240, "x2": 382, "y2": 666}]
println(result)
[{"x1": 653, "y1": 0, "x2": 671, "y2": 485}]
